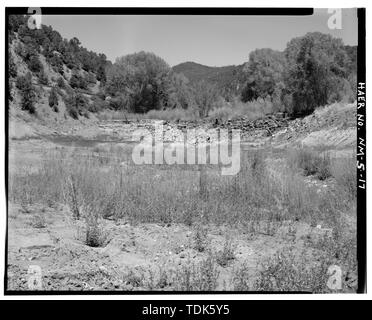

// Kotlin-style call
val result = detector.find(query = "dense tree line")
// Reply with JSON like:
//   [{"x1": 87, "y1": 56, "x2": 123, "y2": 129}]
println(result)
[
  {"x1": 173, "y1": 62, "x2": 245, "y2": 102},
  {"x1": 9, "y1": 14, "x2": 357, "y2": 119},
  {"x1": 241, "y1": 32, "x2": 357, "y2": 116},
  {"x1": 105, "y1": 51, "x2": 200, "y2": 114},
  {"x1": 9, "y1": 15, "x2": 108, "y2": 83}
]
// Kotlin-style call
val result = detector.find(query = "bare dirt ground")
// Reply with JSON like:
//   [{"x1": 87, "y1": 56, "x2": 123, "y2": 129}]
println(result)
[
  {"x1": 7, "y1": 103, "x2": 357, "y2": 292},
  {"x1": 8, "y1": 202, "x2": 322, "y2": 291}
]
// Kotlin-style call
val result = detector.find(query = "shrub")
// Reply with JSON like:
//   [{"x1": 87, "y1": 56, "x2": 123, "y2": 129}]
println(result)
[
  {"x1": 48, "y1": 54, "x2": 64, "y2": 74},
  {"x1": 289, "y1": 148, "x2": 331, "y2": 180},
  {"x1": 70, "y1": 73, "x2": 88, "y2": 89},
  {"x1": 16, "y1": 74, "x2": 30, "y2": 91},
  {"x1": 85, "y1": 224, "x2": 106, "y2": 247},
  {"x1": 231, "y1": 262, "x2": 251, "y2": 291},
  {"x1": 57, "y1": 77, "x2": 65, "y2": 89},
  {"x1": 67, "y1": 106, "x2": 79, "y2": 119},
  {"x1": 88, "y1": 96, "x2": 109, "y2": 113},
  {"x1": 108, "y1": 94, "x2": 130, "y2": 111},
  {"x1": 16, "y1": 73, "x2": 36, "y2": 113},
  {"x1": 173, "y1": 254, "x2": 220, "y2": 291},
  {"x1": 192, "y1": 81, "x2": 219, "y2": 118},
  {"x1": 315, "y1": 154, "x2": 332, "y2": 180},
  {"x1": 85, "y1": 72, "x2": 96, "y2": 84},
  {"x1": 254, "y1": 247, "x2": 330, "y2": 292},
  {"x1": 193, "y1": 224, "x2": 210, "y2": 252},
  {"x1": 38, "y1": 71, "x2": 49, "y2": 85},
  {"x1": 64, "y1": 92, "x2": 89, "y2": 119},
  {"x1": 31, "y1": 214, "x2": 46, "y2": 229},
  {"x1": 28, "y1": 54, "x2": 43, "y2": 73},
  {"x1": 48, "y1": 87, "x2": 59, "y2": 110},
  {"x1": 9, "y1": 53, "x2": 17, "y2": 78}
]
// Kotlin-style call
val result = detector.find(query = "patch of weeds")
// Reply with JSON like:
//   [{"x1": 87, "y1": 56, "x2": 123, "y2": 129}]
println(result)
[
  {"x1": 315, "y1": 153, "x2": 332, "y2": 180},
  {"x1": 193, "y1": 224, "x2": 210, "y2": 253},
  {"x1": 182, "y1": 199, "x2": 198, "y2": 227},
  {"x1": 231, "y1": 261, "x2": 251, "y2": 291},
  {"x1": 66, "y1": 175, "x2": 80, "y2": 220},
  {"x1": 216, "y1": 237, "x2": 236, "y2": 267},
  {"x1": 331, "y1": 156, "x2": 357, "y2": 200},
  {"x1": 142, "y1": 265, "x2": 173, "y2": 290},
  {"x1": 31, "y1": 214, "x2": 46, "y2": 228},
  {"x1": 289, "y1": 148, "x2": 331, "y2": 180},
  {"x1": 199, "y1": 166, "x2": 209, "y2": 200},
  {"x1": 253, "y1": 247, "x2": 330, "y2": 292},
  {"x1": 20, "y1": 203, "x2": 31, "y2": 214},
  {"x1": 286, "y1": 222, "x2": 297, "y2": 242},
  {"x1": 306, "y1": 230, "x2": 357, "y2": 290},
  {"x1": 155, "y1": 266, "x2": 171, "y2": 289},
  {"x1": 173, "y1": 254, "x2": 220, "y2": 291},
  {"x1": 124, "y1": 269, "x2": 145, "y2": 288},
  {"x1": 262, "y1": 220, "x2": 278, "y2": 236},
  {"x1": 250, "y1": 150, "x2": 266, "y2": 177}
]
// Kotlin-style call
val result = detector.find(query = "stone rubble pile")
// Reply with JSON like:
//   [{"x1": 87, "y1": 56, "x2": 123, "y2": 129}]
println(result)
[{"x1": 100, "y1": 114, "x2": 291, "y2": 143}]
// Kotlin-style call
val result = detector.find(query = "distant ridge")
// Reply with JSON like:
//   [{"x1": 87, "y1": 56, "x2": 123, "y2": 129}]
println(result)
[{"x1": 172, "y1": 61, "x2": 245, "y2": 99}]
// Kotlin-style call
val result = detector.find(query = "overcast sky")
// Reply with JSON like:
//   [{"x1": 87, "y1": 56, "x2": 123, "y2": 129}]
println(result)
[{"x1": 42, "y1": 8, "x2": 358, "y2": 67}]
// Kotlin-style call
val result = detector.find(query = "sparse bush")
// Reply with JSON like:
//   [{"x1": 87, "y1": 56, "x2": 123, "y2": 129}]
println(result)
[
  {"x1": 38, "y1": 71, "x2": 49, "y2": 85},
  {"x1": 193, "y1": 224, "x2": 209, "y2": 252},
  {"x1": 192, "y1": 81, "x2": 219, "y2": 118},
  {"x1": 66, "y1": 175, "x2": 81, "y2": 219},
  {"x1": 316, "y1": 153, "x2": 332, "y2": 180},
  {"x1": 124, "y1": 269, "x2": 146, "y2": 288},
  {"x1": 250, "y1": 150, "x2": 266, "y2": 177},
  {"x1": 85, "y1": 224, "x2": 106, "y2": 247},
  {"x1": 31, "y1": 214, "x2": 46, "y2": 228},
  {"x1": 27, "y1": 54, "x2": 43, "y2": 73},
  {"x1": 88, "y1": 96, "x2": 108, "y2": 113},
  {"x1": 173, "y1": 254, "x2": 220, "y2": 291},
  {"x1": 85, "y1": 72, "x2": 96, "y2": 84},
  {"x1": 231, "y1": 262, "x2": 251, "y2": 291},
  {"x1": 67, "y1": 105, "x2": 79, "y2": 119},
  {"x1": 289, "y1": 148, "x2": 331, "y2": 180},
  {"x1": 216, "y1": 237, "x2": 236, "y2": 267},
  {"x1": 308, "y1": 226, "x2": 357, "y2": 291},
  {"x1": 254, "y1": 247, "x2": 330, "y2": 292},
  {"x1": 16, "y1": 73, "x2": 31, "y2": 91}
]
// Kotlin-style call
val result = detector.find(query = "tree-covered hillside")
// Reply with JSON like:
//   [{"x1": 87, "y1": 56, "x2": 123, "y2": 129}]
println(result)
[
  {"x1": 172, "y1": 62, "x2": 245, "y2": 100},
  {"x1": 8, "y1": 15, "x2": 357, "y2": 121}
]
